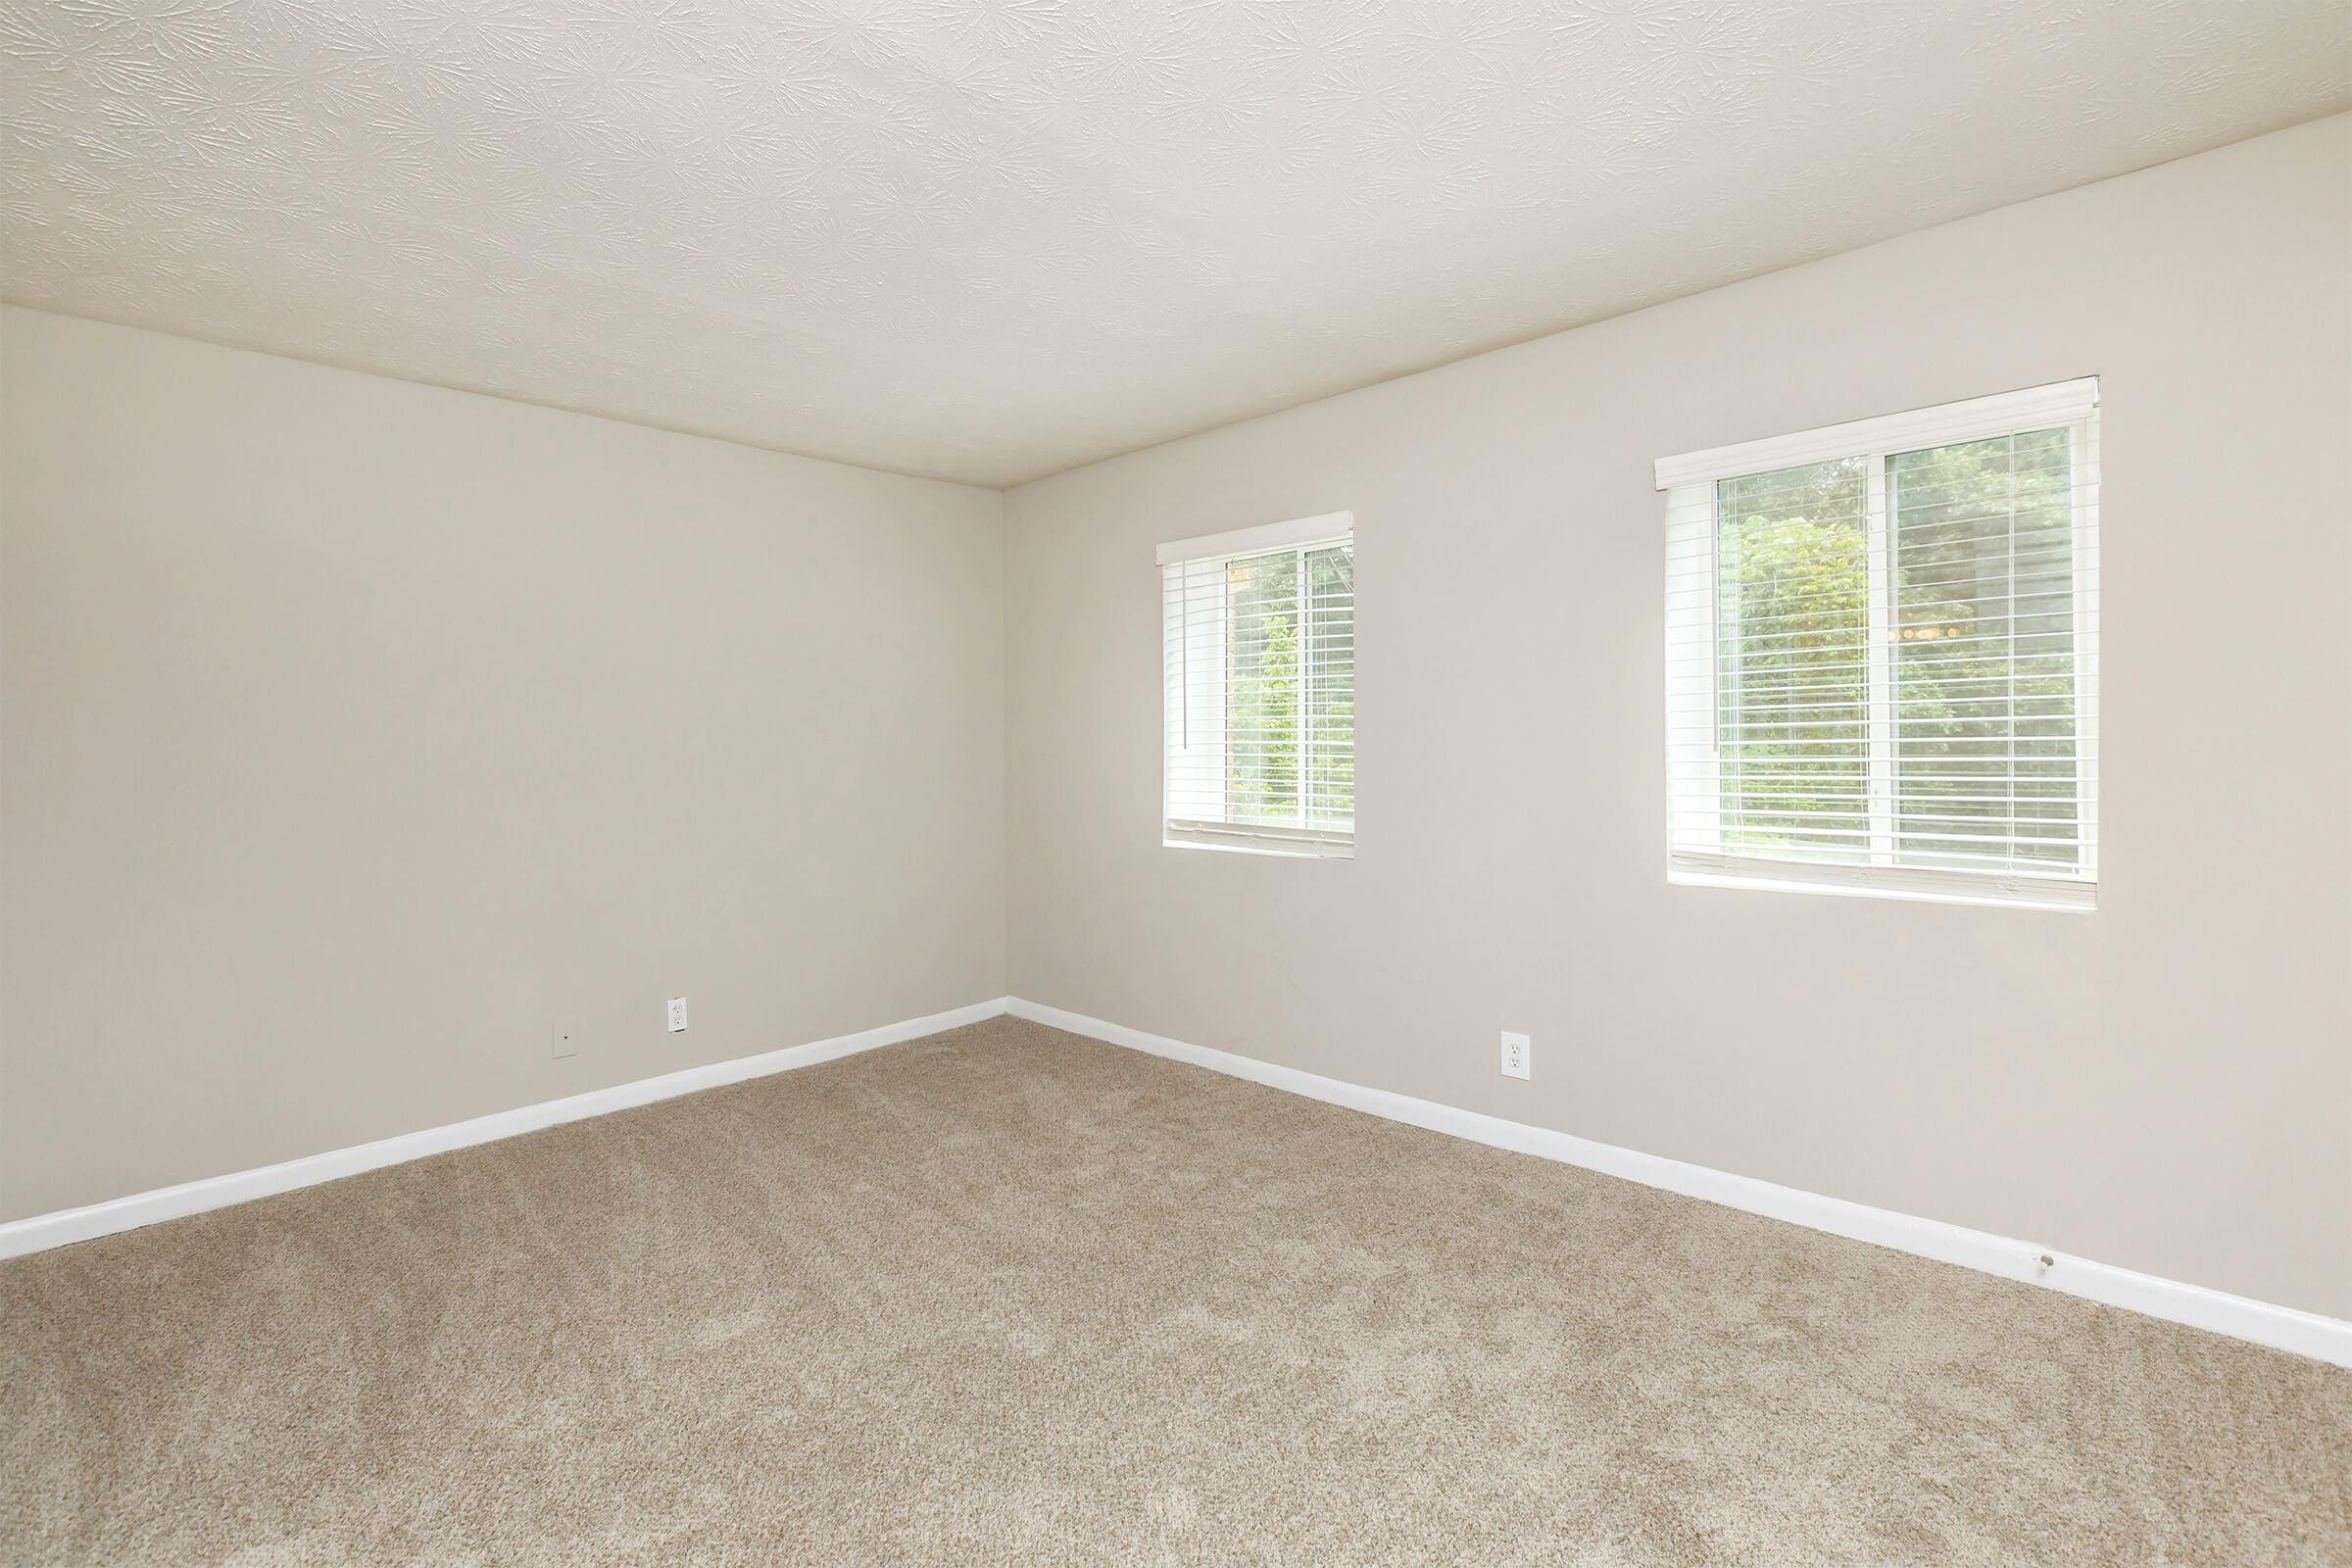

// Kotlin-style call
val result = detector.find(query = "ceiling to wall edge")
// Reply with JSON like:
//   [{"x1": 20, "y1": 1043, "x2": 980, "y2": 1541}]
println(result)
[
  {"x1": 0, "y1": 300, "x2": 998, "y2": 494},
  {"x1": 8, "y1": 110, "x2": 2342, "y2": 498},
  {"x1": 993, "y1": 109, "x2": 2346, "y2": 493}
]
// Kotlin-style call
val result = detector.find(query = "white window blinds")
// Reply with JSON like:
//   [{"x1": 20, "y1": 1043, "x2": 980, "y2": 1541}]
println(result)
[
  {"x1": 1657, "y1": 380, "x2": 2099, "y2": 909},
  {"x1": 1160, "y1": 513, "x2": 1355, "y2": 857}
]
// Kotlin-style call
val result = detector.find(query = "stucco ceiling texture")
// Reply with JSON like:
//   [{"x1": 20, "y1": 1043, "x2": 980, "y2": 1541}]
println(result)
[{"x1": 4, "y1": 2, "x2": 2347, "y2": 486}]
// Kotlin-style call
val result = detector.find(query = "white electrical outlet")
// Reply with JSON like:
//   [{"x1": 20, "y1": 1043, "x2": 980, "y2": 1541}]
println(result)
[
  {"x1": 666, "y1": 997, "x2": 689, "y2": 1033},
  {"x1": 1499, "y1": 1031, "x2": 1531, "y2": 1080},
  {"x1": 551, "y1": 1025, "x2": 578, "y2": 1060}
]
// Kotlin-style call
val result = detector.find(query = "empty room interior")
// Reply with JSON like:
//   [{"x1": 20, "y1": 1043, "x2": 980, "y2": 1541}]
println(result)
[{"x1": 3, "y1": 3, "x2": 2350, "y2": 1563}]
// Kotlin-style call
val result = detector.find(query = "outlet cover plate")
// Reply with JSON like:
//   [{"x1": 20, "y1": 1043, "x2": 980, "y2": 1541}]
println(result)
[
  {"x1": 1500, "y1": 1031, "x2": 1531, "y2": 1080},
  {"x1": 666, "y1": 998, "x2": 689, "y2": 1033}
]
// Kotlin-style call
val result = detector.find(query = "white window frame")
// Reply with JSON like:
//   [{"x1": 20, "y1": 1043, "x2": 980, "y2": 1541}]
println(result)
[
  {"x1": 1159, "y1": 512, "x2": 1354, "y2": 859},
  {"x1": 1656, "y1": 379, "x2": 2100, "y2": 912}
]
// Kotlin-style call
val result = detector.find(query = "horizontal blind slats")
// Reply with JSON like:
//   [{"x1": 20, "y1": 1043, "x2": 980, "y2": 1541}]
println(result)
[
  {"x1": 1665, "y1": 400, "x2": 2098, "y2": 900},
  {"x1": 1163, "y1": 530, "x2": 1354, "y2": 857}
]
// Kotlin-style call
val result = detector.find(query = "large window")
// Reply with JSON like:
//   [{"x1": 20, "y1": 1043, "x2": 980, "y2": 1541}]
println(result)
[
  {"x1": 1160, "y1": 512, "x2": 1354, "y2": 857},
  {"x1": 1658, "y1": 380, "x2": 2099, "y2": 909}
]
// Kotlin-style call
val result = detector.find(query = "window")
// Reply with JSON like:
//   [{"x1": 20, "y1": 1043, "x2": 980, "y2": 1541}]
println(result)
[
  {"x1": 1657, "y1": 379, "x2": 2099, "y2": 910},
  {"x1": 1160, "y1": 513, "x2": 1354, "y2": 857}
]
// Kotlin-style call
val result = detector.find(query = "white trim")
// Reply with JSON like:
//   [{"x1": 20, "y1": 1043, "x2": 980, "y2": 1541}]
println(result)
[
  {"x1": 1155, "y1": 510, "x2": 1353, "y2": 566},
  {"x1": 1661, "y1": 394, "x2": 2101, "y2": 911},
  {"x1": 1164, "y1": 817, "x2": 1354, "y2": 858},
  {"x1": 1005, "y1": 998, "x2": 2352, "y2": 1370},
  {"x1": 1862, "y1": 456, "x2": 1895, "y2": 863},
  {"x1": 20, "y1": 990, "x2": 2340, "y2": 1369},
  {"x1": 1654, "y1": 377, "x2": 2099, "y2": 490},
  {"x1": 1662, "y1": 479, "x2": 1722, "y2": 858},
  {"x1": 2069, "y1": 417, "x2": 2102, "y2": 885},
  {"x1": 1668, "y1": 853, "x2": 2095, "y2": 912},
  {"x1": 0, "y1": 998, "x2": 1012, "y2": 1261}
]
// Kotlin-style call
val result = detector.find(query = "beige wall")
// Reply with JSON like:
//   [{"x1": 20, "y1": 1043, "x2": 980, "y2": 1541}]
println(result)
[
  {"x1": 1003, "y1": 116, "x2": 2352, "y2": 1318},
  {"x1": 6, "y1": 118, "x2": 2346, "y2": 1320},
  {"x1": 0, "y1": 308, "x2": 1005, "y2": 1221}
]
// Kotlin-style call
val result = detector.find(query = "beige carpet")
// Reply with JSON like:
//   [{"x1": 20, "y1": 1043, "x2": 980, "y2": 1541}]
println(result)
[{"x1": 3, "y1": 1016, "x2": 2345, "y2": 1566}]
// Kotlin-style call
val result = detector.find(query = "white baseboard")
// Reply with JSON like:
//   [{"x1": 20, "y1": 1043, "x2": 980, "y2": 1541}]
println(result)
[
  {"x1": 0, "y1": 997, "x2": 1012, "y2": 1261},
  {"x1": 1006, "y1": 998, "x2": 2352, "y2": 1370},
  {"x1": 12, "y1": 992, "x2": 2343, "y2": 1370}
]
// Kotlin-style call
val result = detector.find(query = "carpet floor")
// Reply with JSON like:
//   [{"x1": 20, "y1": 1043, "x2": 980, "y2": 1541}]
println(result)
[{"x1": 2, "y1": 1015, "x2": 2345, "y2": 1565}]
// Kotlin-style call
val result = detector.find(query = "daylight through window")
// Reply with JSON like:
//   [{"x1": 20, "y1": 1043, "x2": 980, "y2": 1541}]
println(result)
[
  {"x1": 1659, "y1": 381, "x2": 2099, "y2": 909},
  {"x1": 1161, "y1": 513, "x2": 1355, "y2": 858}
]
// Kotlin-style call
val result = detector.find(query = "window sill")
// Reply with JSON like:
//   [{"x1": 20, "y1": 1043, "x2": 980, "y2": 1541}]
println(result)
[
  {"x1": 1164, "y1": 821, "x2": 1353, "y2": 859},
  {"x1": 1668, "y1": 857, "x2": 2094, "y2": 912}
]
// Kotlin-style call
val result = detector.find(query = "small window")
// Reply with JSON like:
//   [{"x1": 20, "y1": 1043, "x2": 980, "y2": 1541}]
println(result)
[
  {"x1": 1656, "y1": 380, "x2": 2099, "y2": 910},
  {"x1": 1160, "y1": 513, "x2": 1354, "y2": 858}
]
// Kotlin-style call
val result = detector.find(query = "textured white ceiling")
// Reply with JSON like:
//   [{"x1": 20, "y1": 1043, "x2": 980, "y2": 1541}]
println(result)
[{"x1": 3, "y1": 3, "x2": 2347, "y2": 486}]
